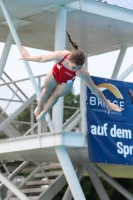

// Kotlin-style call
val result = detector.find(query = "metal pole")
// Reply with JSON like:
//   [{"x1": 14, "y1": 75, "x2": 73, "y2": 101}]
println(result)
[
  {"x1": 87, "y1": 165, "x2": 110, "y2": 200},
  {"x1": 0, "y1": 0, "x2": 54, "y2": 131},
  {"x1": 0, "y1": 31, "x2": 13, "y2": 80},
  {"x1": 0, "y1": 73, "x2": 46, "y2": 87},
  {"x1": 62, "y1": 164, "x2": 86, "y2": 200},
  {"x1": 89, "y1": 164, "x2": 133, "y2": 200},
  {"x1": 0, "y1": 173, "x2": 29, "y2": 200},
  {"x1": 0, "y1": 161, "x2": 28, "y2": 190},
  {"x1": 80, "y1": 59, "x2": 87, "y2": 133},
  {"x1": 0, "y1": 0, "x2": 40, "y2": 97},
  {"x1": 52, "y1": 6, "x2": 67, "y2": 130},
  {"x1": 38, "y1": 77, "x2": 41, "y2": 134},
  {"x1": 24, "y1": 122, "x2": 38, "y2": 136},
  {"x1": 30, "y1": 103, "x2": 34, "y2": 135},
  {"x1": 55, "y1": 147, "x2": 86, "y2": 200},
  {"x1": 4, "y1": 71, "x2": 28, "y2": 99},
  {"x1": 111, "y1": 45, "x2": 128, "y2": 79},
  {"x1": 1, "y1": 77, "x2": 23, "y2": 101},
  {"x1": 53, "y1": 6, "x2": 86, "y2": 200},
  {"x1": 117, "y1": 63, "x2": 133, "y2": 80},
  {"x1": 2, "y1": 164, "x2": 10, "y2": 176}
]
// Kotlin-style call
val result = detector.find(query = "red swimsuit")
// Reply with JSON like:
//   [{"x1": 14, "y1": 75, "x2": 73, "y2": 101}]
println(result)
[{"x1": 52, "y1": 54, "x2": 76, "y2": 84}]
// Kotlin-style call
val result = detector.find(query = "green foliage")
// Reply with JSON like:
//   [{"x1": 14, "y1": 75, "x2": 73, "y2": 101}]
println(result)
[
  {"x1": 52, "y1": 185, "x2": 68, "y2": 200},
  {"x1": 15, "y1": 104, "x2": 36, "y2": 135},
  {"x1": 53, "y1": 176, "x2": 133, "y2": 200},
  {"x1": 64, "y1": 90, "x2": 80, "y2": 123}
]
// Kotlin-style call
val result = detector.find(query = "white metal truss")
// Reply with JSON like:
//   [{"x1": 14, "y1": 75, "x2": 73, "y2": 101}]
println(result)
[
  {"x1": 0, "y1": 0, "x2": 54, "y2": 132},
  {"x1": 111, "y1": 45, "x2": 128, "y2": 79},
  {"x1": 67, "y1": 0, "x2": 133, "y2": 23},
  {"x1": 89, "y1": 163, "x2": 133, "y2": 200},
  {"x1": 0, "y1": 0, "x2": 133, "y2": 200},
  {"x1": 87, "y1": 165, "x2": 110, "y2": 200}
]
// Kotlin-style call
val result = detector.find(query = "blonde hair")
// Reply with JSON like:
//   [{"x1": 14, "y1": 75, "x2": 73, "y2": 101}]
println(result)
[{"x1": 66, "y1": 31, "x2": 85, "y2": 65}]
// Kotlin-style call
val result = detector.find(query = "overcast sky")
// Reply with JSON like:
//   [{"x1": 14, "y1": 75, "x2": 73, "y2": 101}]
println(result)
[{"x1": 0, "y1": 43, "x2": 133, "y2": 115}]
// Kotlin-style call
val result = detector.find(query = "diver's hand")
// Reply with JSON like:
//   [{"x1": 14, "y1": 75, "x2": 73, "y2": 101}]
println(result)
[
  {"x1": 20, "y1": 46, "x2": 30, "y2": 60},
  {"x1": 106, "y1": 102, "x2": 122, "y2": 114}
]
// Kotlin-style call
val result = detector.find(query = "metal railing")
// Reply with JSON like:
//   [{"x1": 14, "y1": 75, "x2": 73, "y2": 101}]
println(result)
[{"x1": 0, "y1": 161, "x2": 29, "y2": 190}]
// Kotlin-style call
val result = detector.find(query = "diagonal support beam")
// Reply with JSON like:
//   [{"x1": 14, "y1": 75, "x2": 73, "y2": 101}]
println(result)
[
  {"x1": 63, "y1": 113, "x2": 81, "y2": 131},
  {"x1": 55, "y1": 147, "x2": 86, "y2": 200},
  {"x1": 0, "y1": 31, "x2": 13, "y2": 80},
  {"x1": 4, "y1": 71, "x2": 28, "y2": 99},
  {"x1": 0, "y1": 172, "x2": 29, "y2": 200},
  {"x1": 0, "y1": 0, "x2": 39, "y2": 97},
  {"x1": 117, "y1": 63, "x2": 133, "y2": 80},
  {"x1": 62, "y1": 164, "x2": 86, "y2": 200},
  {"x1": 0, "y1": 94, "x2": 36, "y2": 135},
  {"x1": 111, "y1": 45, "x2": 128, "y2": 79},
  {"x1": 89, "y1": 164, "x2": 133, "y2": 200},
  {"x1": 0, "y1": 0, "x2": 54, "y2": 132},
  {"x1": 87, "y1": 165, "x2": 110, "y2": 200}
]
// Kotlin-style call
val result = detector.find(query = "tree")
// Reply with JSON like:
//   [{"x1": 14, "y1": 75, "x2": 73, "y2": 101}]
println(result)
[
  {"x1": 15, "y1": 102, "x2": 36, "y2": 135},
  {"x1": 64, "y1": 90, "x2": 80, "y2": 123}
]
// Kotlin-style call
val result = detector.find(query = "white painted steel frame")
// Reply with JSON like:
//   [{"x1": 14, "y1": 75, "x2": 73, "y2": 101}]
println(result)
[
  {"x1": 2, "y1": 89, "x2": 18, "y2": 114},
  {"x1": 0, "y1": 0, "x2": 39, "y2": 96},
  {"x1": 0, "y1": 93, "x2": 36, "y2": 135},
  {"x1": 0, "y1": 161, "x2": 28, "y2": 190},
  {"x1": 0, "y1": 132, "x2": 87, "y2": 154},
  {"x1": 52, "y1": 6, "x2": 67, "y2": 130},
  {"x1": 87, "y1": 165, "x2": 110, "y2": 200},
  {"x1": 111, "y1": 45, "x2": 128, "y2": 79},
  {"x1": 0, "y1": 0, "x2": 54, "y2": 132},
  {"x1": 0, "y1": 173, "x2": 29, "y2": 200},
  {"x1": 55, "y1": 147, "x2": 86, "y2": 200},
  {"x1": 89, "y1": 164, "x2": 133, "y2": 200},
  {"x1": 0, "y1": 31, "x2": 13, "y2": 79},
  {"x1": 52, "y1": 6, "x2": 86, "y2": 200},
  {"x1": 63, "y1": 113, "x2": 82, "y2": 131},
  {"x1": 0, "y1": 1, "x2": 133, "y2": 200},
  {"x1": 117, "y1": 63, "x2": 133, "y2": 80},
  {"x1": 80, "y1": 59, "x2": 88, "y2": 133},
  {"x1": 67, "y1": 0, "x2": 133, "y2": 24},
  {"x1": 62, "y1": 164, "x2": 86, "y2": 200},
  {"x1": 0, "y1": 0, "x2": 52, "y2": 198}
]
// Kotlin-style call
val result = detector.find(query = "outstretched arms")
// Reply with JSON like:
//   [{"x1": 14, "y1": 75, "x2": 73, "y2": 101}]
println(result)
[
  {"x1": 20, "y1": 46, "x2": 69, "y2": 63},
  {"x1": 77, "y1": 66, "x2": 122, "y2": 114}
]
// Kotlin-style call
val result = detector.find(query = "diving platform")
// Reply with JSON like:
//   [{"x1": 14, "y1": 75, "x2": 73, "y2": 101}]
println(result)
[
  {"x1": 0, "y1": 0, "x2": 133, "y2": 199},
  {"x1": 0, "y1": 132, "x2": 87, "y2": 163},
  {"x1": 0, "y1": 132, "x2": 133, "y2": 179}
]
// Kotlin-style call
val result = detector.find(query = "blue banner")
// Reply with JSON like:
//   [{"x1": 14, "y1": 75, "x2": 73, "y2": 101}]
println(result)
[{"x1": 87, "y1": 76, "x2": 133, "y2": 165}]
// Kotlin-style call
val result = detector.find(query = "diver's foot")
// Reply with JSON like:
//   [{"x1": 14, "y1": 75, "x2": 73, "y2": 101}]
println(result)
[
  {"x1": 36, "y1": 109, "x2": 46, "y2": 122},
  {"x1": 34, "y1": 107, "x2": 40, "y2": 117},
  {"x1": 34, "y1": 105, "x2": 45, "y2": 117}
]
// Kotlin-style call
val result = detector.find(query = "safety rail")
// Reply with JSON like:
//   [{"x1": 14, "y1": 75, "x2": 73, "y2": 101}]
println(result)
[{"x1": 63, "y1": 109, "x2": 80, "y2": 130}]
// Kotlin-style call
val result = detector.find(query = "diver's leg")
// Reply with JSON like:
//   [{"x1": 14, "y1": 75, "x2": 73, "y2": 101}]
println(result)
[
  {"x1": 34, "y1": 70, "x2": 57, "y2": 116},
  {"x1": 36, "y1": 82, "x2": 73, "y2": 121}
]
